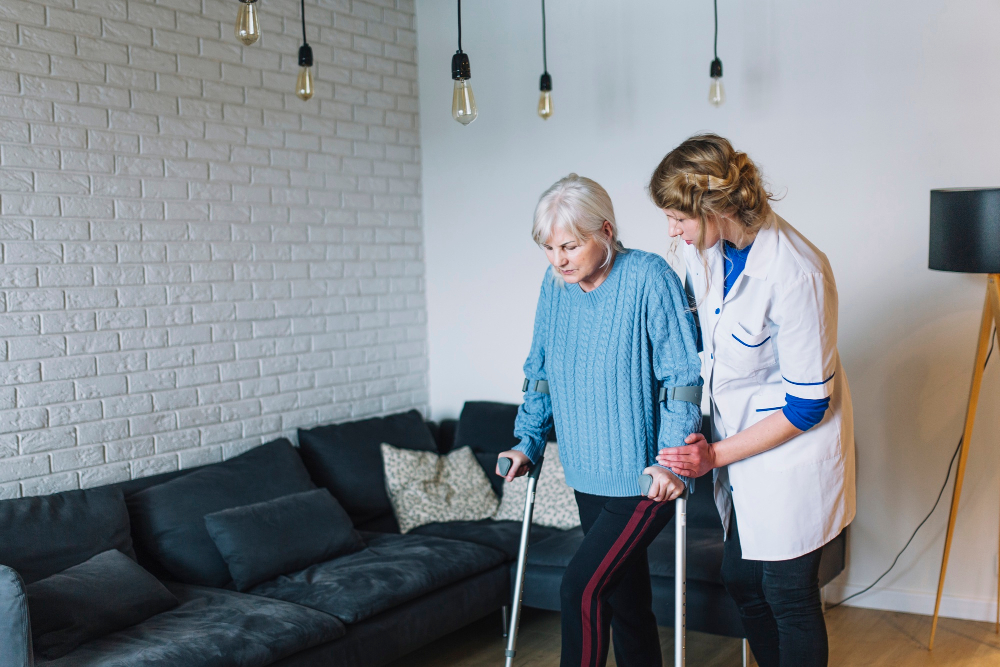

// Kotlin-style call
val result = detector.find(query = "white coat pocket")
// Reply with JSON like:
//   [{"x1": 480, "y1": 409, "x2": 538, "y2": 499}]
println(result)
[
  {"x1": 748, "y1": 388, "x2": 786, "y2": 426},
  {"x1": 720, "y1": 325, "x2": 776, "y2": 372}
]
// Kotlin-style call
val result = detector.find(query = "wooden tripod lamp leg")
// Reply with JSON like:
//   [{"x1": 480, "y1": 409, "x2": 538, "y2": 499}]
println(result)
[
  {"x1": 987, "y1": 278, "x2": 1000, "y2": 637},
  {"x1": 929, "y1": 276, "x2": 1000, "y2": 650}
]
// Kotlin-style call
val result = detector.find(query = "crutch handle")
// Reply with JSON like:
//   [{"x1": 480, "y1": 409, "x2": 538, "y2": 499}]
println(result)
[
  {"x1": 638, "y1": 473, "x2": 653, "y2": 497},
  {"x1": 498, "y1": 456, "x2": 541, "y2": 479},
  {"x1": 638, "y1": 473, "x2": 691, "y2": 500}
]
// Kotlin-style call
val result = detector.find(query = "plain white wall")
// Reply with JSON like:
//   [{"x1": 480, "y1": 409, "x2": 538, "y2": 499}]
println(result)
[{"x1": 417, "y1": 0, "x2": 1000, "y2": 621}]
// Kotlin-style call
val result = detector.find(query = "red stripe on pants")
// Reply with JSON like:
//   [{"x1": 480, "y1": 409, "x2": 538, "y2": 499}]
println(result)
[{"x1": 579, "y1": 499, "x2": 662, "y2": 667}]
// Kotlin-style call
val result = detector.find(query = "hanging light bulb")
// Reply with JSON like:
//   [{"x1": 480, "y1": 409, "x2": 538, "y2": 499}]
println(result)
[
  {"x1": 709, "y1": 58, "x2": 724, "y2": 107},
  {"x1": 537, "y1": 0, "x2": 552, "y2": 120},
  {"x1": 538, "y1": 73, "x2": 552, "y2": 120},
  {"x1": 235, "y1": 0, "x2": 261, "y2": 46},
  {"x1": 451, "y1": 0, "x2": 477, "y2": 125},
  {"x1": 295, "y1": 0, "x2": 313, "y2": 101},
  {"x1": 297, "y1": 45, "x2": 314, "y2": 101},
  {"x1": 452, "y1": 55, "x2": 477, "y2": 125},
  {"x1": 708, "y1": 0, "x2": 724, "y2": 107}
]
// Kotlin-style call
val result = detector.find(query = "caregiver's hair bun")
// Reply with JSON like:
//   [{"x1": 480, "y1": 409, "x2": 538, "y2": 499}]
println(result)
[{"x1": 648, "y1": 134, "x2": 775, "y2": 250}]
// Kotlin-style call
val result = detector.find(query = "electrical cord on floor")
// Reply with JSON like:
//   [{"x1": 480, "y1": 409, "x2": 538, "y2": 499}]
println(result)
[{"x1": 827, "y1": 328, "x2": 997, "y2": 611}]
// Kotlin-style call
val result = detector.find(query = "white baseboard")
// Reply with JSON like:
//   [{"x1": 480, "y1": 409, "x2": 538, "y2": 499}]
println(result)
[{"x1": 824, "y1": 583, "x2": 998, "y2": 623}]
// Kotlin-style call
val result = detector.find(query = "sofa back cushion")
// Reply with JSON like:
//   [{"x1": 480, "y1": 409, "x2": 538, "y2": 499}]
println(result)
[
  {"x1": 452, "y1": 401, "x2": 525, "y2": 496},
  {"x1": 0, "y1": 486, "x2": 135, "y2": 585},
  {"x1": 297, "y1": 409, "x2": 438, "y2": 532},
  {"x1": 204, "y1": 489, "x2": 365, "y2": 592},
  {"x1": 126, "y1": 439, "x2": 316, "y2": 587},
  {"x1": 27, "y1": 549, "x2": 179, "y2": 660}
]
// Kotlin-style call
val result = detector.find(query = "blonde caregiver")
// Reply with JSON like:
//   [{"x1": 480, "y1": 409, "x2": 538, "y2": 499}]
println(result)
[{"x1": 649, "y1": 135, "x2": 856, "y2": 667}]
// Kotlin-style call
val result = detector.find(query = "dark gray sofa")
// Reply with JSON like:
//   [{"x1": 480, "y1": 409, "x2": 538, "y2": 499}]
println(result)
[
  {"x1": 0, "y1": 404, "x2": 846, "y2": 667},
  {"x1": 0, "y1": 413, "x2": 518, "y2": 667}
]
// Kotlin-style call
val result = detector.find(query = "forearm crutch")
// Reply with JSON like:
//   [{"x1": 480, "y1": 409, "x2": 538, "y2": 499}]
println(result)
[
  {"x1": 640, "y1": 474, "x2": 687, "y2": 667},
  {"x1": 497, "y1": 454, "x2": 544, "y2": 667}
]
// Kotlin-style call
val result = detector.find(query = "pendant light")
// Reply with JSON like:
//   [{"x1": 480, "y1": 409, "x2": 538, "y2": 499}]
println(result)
[
  {"x1": 537, "y1": 0, "x2": 552, "y2": 120},
  {"x1": 451, "y1": 0, "x2": 477, "y2": 125},
  {"x1": 708, "y1": 0, "x2": 725, "y2": 107},
  {"x1": 235, "y1": 0, "x2": 261, "y2": 46},
  {"x1": 296, "y1": 0, "x2": 314, "y2": 101}
]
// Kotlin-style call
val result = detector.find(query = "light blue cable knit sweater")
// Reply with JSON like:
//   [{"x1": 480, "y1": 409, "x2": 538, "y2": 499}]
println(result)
[{"x1": 514, "y1": 249, "x2": 703, "y2": 497}]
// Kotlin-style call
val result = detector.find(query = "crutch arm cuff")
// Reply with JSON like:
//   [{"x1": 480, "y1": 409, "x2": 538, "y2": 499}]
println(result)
[
  {"x1": 522, "y1": 378, "x2": 549, "y2": 395},
  {"x1": 658, "y1": 384, "x2": 703, "y2": 406}
]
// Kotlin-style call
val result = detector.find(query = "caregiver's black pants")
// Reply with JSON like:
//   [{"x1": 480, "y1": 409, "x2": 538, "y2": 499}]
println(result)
[
  {"x1": 560, "y1": 491, "x2": 674, "y2": 667},
  {"x1": 721, "y1": 511, "x2": 828, "y2": 667}
]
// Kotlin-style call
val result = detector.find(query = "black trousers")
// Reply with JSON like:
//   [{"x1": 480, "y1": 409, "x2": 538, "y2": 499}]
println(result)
[
  {"x1": 559, "y1": 491, "x2": 674, "y2": 667},
  {"x1": 721, "y1": 511, "x2": 828, "y2": 667}
]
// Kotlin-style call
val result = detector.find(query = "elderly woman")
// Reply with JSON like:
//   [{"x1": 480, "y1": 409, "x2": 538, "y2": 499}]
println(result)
[{"x1": 497, "y1": 174, "x2": 703, "y2": 667}]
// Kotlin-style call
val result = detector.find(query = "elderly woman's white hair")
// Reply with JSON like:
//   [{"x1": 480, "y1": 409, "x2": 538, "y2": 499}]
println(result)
[{"x1": 532, "y1": 174, "x2": 626, "y2": 281}]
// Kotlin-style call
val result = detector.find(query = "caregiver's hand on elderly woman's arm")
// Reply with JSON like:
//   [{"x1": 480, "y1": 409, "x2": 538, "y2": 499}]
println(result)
[{"x1": 657, "y1": 410, "x2": 804, "y2": 478}]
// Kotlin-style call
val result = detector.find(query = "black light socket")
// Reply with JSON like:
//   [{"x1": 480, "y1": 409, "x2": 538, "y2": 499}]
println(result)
[
  {"x1": 239, "y1": 0, "x2": 257, "y2": 4},
  {"x1": 451, "y1": 51, "x2": 471, "y2": 80},
  {"x1": 539, "y1": 72, "x2": 552, "y2": 92},
  {"x1": 710, "y1": 57, "x2": 723, "y2": 79},
  {"x1": 298, "y1": 44, "x2": 313, "y2": 67}
]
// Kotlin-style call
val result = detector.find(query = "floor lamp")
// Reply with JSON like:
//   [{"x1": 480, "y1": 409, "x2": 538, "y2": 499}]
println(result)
[{"x1": 927, "y1": 188, "x2": 1000, "y2": 650}]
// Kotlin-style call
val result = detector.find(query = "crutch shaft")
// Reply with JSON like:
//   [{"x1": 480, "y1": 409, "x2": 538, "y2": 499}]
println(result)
[
  {"x1": 501, "y1": 455, "x2": 543, "y2": 667},
  {"x1": 675, "y1": 493, "x2": 686, "y2": 667}
]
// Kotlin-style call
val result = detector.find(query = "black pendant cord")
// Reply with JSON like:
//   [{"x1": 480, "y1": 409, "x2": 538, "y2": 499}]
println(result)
[
  {"x1": 713, "y1": 0, "x2": 719, "y2": 60},
  {"x1": 457, "y1": 0, "x2": 463, "y2": 52},
  {"x1": 301, "y1": 0, "x2": 307, "y2": 44},
  {"x1": 541, "y1": 0, "x2": 548, "y2": 75}
]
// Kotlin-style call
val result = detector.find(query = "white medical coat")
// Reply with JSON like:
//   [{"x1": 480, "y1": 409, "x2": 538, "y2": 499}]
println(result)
[{"x1": 684, "y1": 214, "x2": 856, "y2": 561}]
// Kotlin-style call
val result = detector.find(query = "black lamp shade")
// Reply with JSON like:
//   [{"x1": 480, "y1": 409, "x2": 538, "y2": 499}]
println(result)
[{"x1": 929, "y1": 188, "x2": 1000, "y2": 273}]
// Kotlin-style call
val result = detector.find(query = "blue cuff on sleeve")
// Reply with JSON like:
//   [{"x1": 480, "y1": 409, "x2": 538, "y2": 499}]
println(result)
[
  {"x1": 782, "y1": 394, "x2": 831, "y2": 431},
  {"x1": 514, "y1": 438, "x2": 545, "y2": 465}
]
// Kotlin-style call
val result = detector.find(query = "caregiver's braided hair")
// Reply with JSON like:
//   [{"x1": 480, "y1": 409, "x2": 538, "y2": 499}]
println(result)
[{"x1": 648, "y1": 134, "x2": 776, "y2": 252}]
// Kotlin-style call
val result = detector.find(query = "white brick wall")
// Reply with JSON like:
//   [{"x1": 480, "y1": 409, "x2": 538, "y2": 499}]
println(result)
[{"x1": 0, "y1": 0, "x2": 427, "y2": 499}]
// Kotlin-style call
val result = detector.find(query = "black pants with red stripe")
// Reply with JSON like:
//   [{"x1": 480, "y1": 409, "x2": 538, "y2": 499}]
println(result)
[{"x1": 560, "y1": 491, "x2": 675, "y2": 667}]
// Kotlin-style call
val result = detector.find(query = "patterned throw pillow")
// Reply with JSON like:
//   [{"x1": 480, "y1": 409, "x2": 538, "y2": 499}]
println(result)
[
  {"x1": 381, "y1": 444, "x2": 500, "y2": 533},
  {"x1": 494, "y1": 444, "x2": 580, "y2": 530}
]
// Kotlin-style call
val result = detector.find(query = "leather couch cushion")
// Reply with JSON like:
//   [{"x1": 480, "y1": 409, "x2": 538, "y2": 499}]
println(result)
[
  {"x1": 126, "y1": 439, "x2": 316, "y2": 587},
  {"x1": 27, "y1": 550, "x2": 179, "y2": 660},
  {"x1": 205, "y1": 489, "x2": 364, "y2": 592},
  {"x1": 264, "y1": 565, "x2": 510, "y2": 667},
  {"x1": 410, "y1": 519, "x2": 563, "y2": 559},
  {"x1": 38, "y1": 582, "x2": 344, "y2": 667},
  {"x1": 0, "y1": 486, "x2": 135, "y2": 585},
  {"x1": 249, "y1": 533, "x2": 507, "y2": 624},
  {"x1": 297, "y1": 410, "x2": 438, "y2": 531}
]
